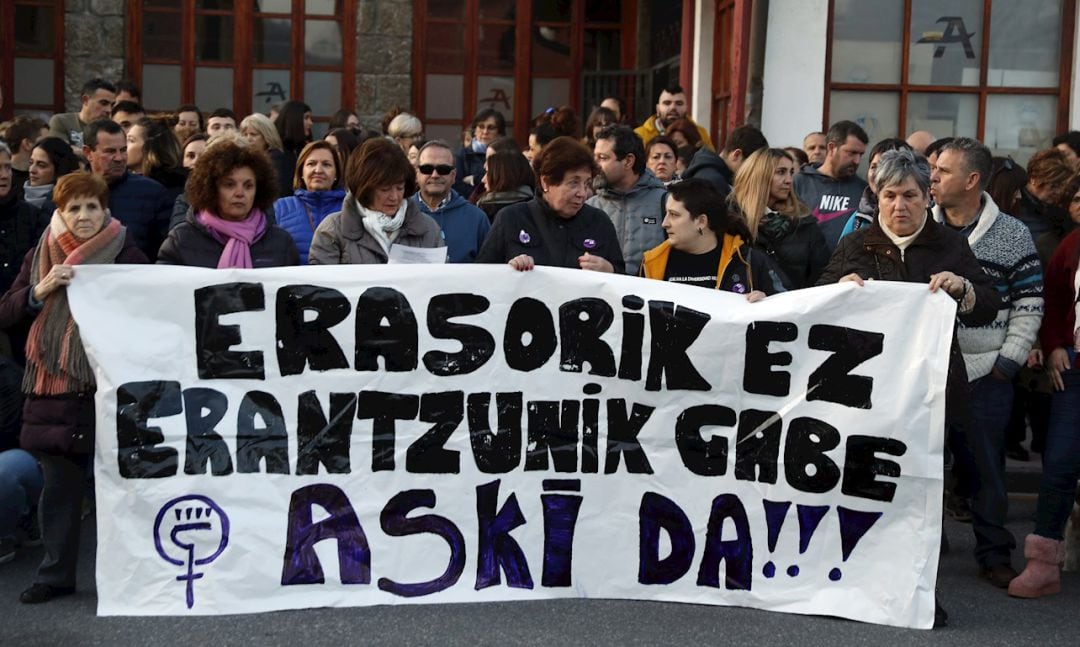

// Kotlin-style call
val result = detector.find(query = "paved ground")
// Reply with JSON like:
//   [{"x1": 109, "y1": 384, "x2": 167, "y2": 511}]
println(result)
[{"x1": 1, "y1": 492, "x2": 1078, "y2": 647}]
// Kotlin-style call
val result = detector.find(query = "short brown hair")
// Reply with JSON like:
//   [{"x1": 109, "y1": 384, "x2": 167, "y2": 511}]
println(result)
[
  {"x1": 293, "y1": 140, "x2": 343, "y2": 191},
  {"x1": 1027, "y1": 148, "x2": 1074, "y2": 190},
  {"x1": 345, "y1": 137, "x2": 416, "y2": 207},
  {"x1": 186, "y1": 141, "x2": 277, "y2": 213},
  {"x1": 53, "y1": 172, "x2": 109, "y2": 211},
  {"x1": 533, "y1": 136, "x2": 596, "y2": 185}
]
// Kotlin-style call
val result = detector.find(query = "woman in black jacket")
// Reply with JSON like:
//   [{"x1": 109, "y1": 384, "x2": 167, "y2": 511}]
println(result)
[
  {"x1": 817, "y1": 149, "x2": 999, "y2": 627},
  {"x1": 157, "y1": 141, "x2": 298, "y2": 268},
  {"x1": 476, "y1": 137, "x2": 623, "y2": 273},
  {"x1": 728, "y1": 147, "x2": 829, "y2": 289}
]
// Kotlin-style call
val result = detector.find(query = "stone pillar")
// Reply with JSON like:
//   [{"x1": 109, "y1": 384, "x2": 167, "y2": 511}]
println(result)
[
  {"x1": 355, "y1": 0, "x2": 414, "y2": 130},
  {"x1": 63, "y1": 0, "x2": 126, "y2": 111}
]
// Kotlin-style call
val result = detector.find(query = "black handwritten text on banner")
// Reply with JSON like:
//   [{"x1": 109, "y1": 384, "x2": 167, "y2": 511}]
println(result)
[{"x1": 67, "y1": 265, "x2": 953, "y2": 628}]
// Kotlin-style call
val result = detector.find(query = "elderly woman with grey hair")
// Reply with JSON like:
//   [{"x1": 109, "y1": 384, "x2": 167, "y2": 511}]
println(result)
[{"x1": 817, "y1": 148, "x2": 1000, "y2": 627}]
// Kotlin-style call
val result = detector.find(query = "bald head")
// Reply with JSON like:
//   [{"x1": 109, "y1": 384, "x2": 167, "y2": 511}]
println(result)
[{"x1": 906, "y1": 130, "x2": 936, "y2": 155}]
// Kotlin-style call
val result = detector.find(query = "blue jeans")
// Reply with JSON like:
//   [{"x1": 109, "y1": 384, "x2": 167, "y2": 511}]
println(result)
[
  {"x1": 1035, "y1": 366, "x2": 1080, "y2": 540},
  {"x1": 950, "y1": 374, "x2": 1016, "y2": 566},
  {"x1": 0, "y1": 448, "x2": 43, "y2": 541}
]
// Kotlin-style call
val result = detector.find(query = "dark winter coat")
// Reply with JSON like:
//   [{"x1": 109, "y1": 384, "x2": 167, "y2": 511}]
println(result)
[
  {"x1": 453, "y1": 146, "x2": 486, "y2": 198},
  {"x1": 157, "y1": 212, "x2": 300, "y2": 268},
  {"x1": 477, "y1": 187, "x2": 534, "y2": 222},
  {"x1": 147, "y1": 166, "x2": 189, "y2": 203},
  {"x1": 0, "y1": 193, "x2": 49, "y2": 362},
  {"x1": 106, "y1": 170, "x2": 173, "y2": 261},
  {"x1": 817, "y1": 216, "x2": 1001, "y2": 426},
  {"x1": 682, "y1": 147, "x2": 734, "y2": 197},
  {"x1": 475, "y1": 198, "x2": 626, "y2": 273},
  {"x1": 753, "y1": 212, "x2": 831, "y2": 289},
  {"x1": 0, "y1": 233, "x2": 148, "y2": 455},
  {"x1": 272, "y1": 148, "x2": 299, "y2": 201},
  {"x1": 1015, "y1": 187, "x2": 1068, "y2": 251}
]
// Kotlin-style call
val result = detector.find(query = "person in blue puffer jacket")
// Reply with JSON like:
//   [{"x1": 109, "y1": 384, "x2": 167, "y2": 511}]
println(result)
[{"x1": 273, "y1": 140, "x2": 347, "y2": 264}]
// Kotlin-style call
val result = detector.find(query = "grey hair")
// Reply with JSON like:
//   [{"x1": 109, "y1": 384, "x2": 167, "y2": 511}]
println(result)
[
  {"x1": 388, "y1": 113, "x2": 423, "y2": 138},
  {"x1": 939, "y1": 136, "x2": 993, "y2": 190},
  {"x1": 874, "y1": 149, "x2": 931, "y2": 197},
  {"x1": 417, "y1": 139, "x2": 453, "y2": 156},
  {"x1": 0, "y1": 142, "x2": 10, "y2": 157}
]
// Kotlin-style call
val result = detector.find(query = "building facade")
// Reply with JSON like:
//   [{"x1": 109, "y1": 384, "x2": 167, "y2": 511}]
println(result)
[{"x1": 3, "y1": 0, "x2": 1078, "y2": 161}]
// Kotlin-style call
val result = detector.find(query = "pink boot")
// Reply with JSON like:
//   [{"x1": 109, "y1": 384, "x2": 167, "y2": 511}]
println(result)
[{"x1": 1008, "y1": 534, "x2": 1065, "y2": 598}]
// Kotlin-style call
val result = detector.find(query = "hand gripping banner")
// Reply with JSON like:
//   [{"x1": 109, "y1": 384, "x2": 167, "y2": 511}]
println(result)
[{"x1": 67, "y1": 265, "x2": 954, "y2": 628}]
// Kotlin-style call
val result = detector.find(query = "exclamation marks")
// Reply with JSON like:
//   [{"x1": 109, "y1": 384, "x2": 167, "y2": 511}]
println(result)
[
  {"x1": 829, "y1": 507, "x2": 884, "y2": 581},
  {"x1": 789, "y1": 505, "x2": 829, "y2": 577},
  {"x1": 762, "y1": 502, "x2": 880, "y2": 581},
  {"x1": 761, "y1": 500, "x2": 790, "y2": 578}
]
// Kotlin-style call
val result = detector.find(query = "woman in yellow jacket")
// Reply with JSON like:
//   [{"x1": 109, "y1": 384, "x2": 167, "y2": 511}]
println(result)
[{"x1": 640, "y1": 178, "x2": 788, "y2": 299}]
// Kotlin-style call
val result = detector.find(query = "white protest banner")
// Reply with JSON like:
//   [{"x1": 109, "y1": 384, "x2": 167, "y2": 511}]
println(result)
[{"x1": 68, "y1": 265, "x2": 953, "y2": 628}]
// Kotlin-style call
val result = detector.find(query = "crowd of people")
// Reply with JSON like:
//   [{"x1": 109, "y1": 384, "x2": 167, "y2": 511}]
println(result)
[{"x1": 0, "y1": 77, "x2": 1078, "y2": 628}]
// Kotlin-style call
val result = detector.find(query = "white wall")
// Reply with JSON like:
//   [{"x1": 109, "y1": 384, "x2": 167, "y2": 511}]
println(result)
[
  {"x1": 692, "y1": 0, "x2": 716, "y2": 131},
  {"x1": 760, "y1": 0, "x2": 829, "y2": 146},
  {"x1": 1072, "y1": 17, "x2": 1080, "y2": 129}
]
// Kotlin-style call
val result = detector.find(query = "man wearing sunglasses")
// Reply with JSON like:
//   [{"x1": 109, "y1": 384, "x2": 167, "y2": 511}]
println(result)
[{"x1": 411, "y1": 140, "x2": 491, "y2": 263}]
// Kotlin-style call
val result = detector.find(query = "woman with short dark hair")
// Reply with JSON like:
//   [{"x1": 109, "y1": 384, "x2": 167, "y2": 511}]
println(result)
[
  {"x1": 641, "y1": 178, "x2": 785, "y2": 299},
  {"x1": 476, "y1": 137, "x2": 623, "y2": 272},
  {"x1": 308, "y1": 137, "x2": 443, "y2": 265},
  {"x1": 158, "y1": 141, "x2": 298, "y2": 268},
  {"x1": 645, "y1": 136, "x2": 678, "y2": 184}
]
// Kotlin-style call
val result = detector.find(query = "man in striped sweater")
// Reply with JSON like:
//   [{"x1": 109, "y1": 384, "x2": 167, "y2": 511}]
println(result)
[{"x1": 931, "y1": 138, "x2": 1045, "y2": 589}]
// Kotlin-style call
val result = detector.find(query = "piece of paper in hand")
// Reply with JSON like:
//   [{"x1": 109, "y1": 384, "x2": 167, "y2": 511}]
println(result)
[{"x1": 387, "y1": 244, "x2": 448, "y2": 264}]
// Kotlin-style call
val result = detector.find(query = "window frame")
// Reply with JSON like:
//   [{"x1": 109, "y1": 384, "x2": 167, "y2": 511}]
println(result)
[
  {"x1": 125, "y1": 0, "x2": 356, "y2": 127},
  {"x1": 823, "y1": 0, "x2": 1076, "y2": 137},
  {"x1": 0, "y1": 0, "x2": 66, "y2": 120},
  {"x1": 412, "y1": 0, "x2": 636, "y2": 144}
]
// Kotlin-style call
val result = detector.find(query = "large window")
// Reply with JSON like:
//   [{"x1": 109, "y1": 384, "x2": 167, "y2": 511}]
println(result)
[
  {"x1": 0, "y1": 0, "x2": 65, "y2": 120},
  {"x1": 827, "y1": 0, "x2": 1074, "y2": 164},
  {"x1": 415, "y1": 0, "x2": 631, "y2": 144},
  {"x1": 128, "y1": 0, "x2": 355, "y2": 135}
]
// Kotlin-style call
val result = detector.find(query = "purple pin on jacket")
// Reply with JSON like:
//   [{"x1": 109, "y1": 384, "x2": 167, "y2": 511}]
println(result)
[
  {"x1": 583, "y1": 238, "x2": 596, "y2": 249},
  {"x1": 518, "y1": 230, "x2": 531, "y2": 244}
]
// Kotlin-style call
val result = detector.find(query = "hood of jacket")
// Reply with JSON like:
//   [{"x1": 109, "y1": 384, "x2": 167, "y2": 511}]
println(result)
[{"x1": 683, "y1": 147, "x2": 733, "y2": 183}]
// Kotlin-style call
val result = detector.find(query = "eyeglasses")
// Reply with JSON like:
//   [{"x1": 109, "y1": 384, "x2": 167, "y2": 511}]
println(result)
[{"x1": 418, "y1": 164, "x2": 454, "y2": 175}]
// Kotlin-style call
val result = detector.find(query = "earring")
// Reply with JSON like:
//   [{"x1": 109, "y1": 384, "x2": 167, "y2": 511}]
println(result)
[{"x1": 697, "y1": 227, "x2": 703, "y2": 235}]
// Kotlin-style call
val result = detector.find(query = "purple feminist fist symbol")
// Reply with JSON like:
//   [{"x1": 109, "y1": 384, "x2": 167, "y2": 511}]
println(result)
[{"x1": 153, "y1": 495, "x2": 230, "y2": 609}]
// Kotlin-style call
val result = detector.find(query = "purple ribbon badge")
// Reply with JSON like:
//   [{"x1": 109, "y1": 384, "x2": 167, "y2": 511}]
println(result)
[
  {"x1": 519, "y1": 230, "x2": 531, "y2": 244},
  {"x1": 731, "y1": 283, "x2": 747, "y2": 294},
  {"x1": 583, "y1": 238, "x2": 597, "y2": 249}
]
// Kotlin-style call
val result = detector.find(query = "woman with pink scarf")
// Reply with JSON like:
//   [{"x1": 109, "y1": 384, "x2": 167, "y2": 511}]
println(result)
[{"x1": 157, "y1": 141, "x2": 298, "y2": 268}]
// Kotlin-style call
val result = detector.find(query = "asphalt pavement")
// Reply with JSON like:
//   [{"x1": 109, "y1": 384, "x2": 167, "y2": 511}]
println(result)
[{"x1": 2, "y1": 491, "x2": 1079, "y2": 647}]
